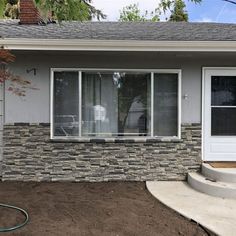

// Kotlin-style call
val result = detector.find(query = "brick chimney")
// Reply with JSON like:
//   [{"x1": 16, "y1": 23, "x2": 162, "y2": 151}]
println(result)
[{"x1": 19, "y1": 0, "x2": 40, "y2": 24}]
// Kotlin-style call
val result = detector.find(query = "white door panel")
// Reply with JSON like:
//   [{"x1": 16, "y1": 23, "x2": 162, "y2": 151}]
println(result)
[
  {"x1": 211, "y1": 144, "x2": 236, "y2": 153},
  {"x1": 203, "y1": 68, "x2": 236, "y2": 161}
]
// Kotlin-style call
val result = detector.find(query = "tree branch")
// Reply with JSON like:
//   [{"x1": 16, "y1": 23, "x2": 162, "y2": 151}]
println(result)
[{"x1": 222, "y1": 0, "x2": 236, "y2": 4}]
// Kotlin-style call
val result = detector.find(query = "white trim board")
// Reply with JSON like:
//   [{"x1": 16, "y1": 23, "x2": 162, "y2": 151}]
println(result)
[
  {"x1": 202, "y1": 67, "x2": 236, "y2": 161},
  {"x1": 2, "y1": 39, "x2": 236, "y2": 51}
]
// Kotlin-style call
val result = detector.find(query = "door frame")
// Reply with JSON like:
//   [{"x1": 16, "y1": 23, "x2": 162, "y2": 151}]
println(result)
[{"x1": 202, "y1": 67, "x2": 236, "y2": 162}]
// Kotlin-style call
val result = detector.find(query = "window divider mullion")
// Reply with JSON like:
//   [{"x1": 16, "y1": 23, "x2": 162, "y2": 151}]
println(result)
[
  {"x1": 50, "y1": 69, "x2": 54, "y2": 139},
  {"x1": 79, "y1": 71, "x2": 82, "y2": 137},
  {"x1": 151, "y1": 72, "x2": 154, "y2": 137},
  {"x1": 178, "y1": 71, "x2": 182, "y2": 139}
]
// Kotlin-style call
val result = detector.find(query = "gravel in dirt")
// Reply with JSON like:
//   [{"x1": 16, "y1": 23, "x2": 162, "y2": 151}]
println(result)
[{"x1": 0, "y1": 182, "x2": 214, "y2": 236}]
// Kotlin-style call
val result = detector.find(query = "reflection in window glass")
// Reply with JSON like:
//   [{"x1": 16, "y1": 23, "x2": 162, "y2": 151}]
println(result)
[
  {"x1": 211, "y1": 76, "x2": 236, "y2": 106},
  {"x1": 82, "y1": 72, "x2": 118, "y2": 136},
  {"x1": 118, "y1": 73, "x2": 151, "y2": 136},
  {"x1": 154, "y1": 74, "x2": 178, "y2": 137},
  {"x1": 82, "y1": 72, "x2": 151, "y2": 137},
  {"x1": 212, "y1": 108, "x2": 236, "y2": 136},
  {"x1": 54, "y1": 72, "x2": 79, "y2": 136},
  {"x1": 52, "y1": 70, "x2": 179, "y2": 138}
]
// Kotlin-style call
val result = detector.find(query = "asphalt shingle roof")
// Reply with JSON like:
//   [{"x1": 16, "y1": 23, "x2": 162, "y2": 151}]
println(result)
[{"x1": 1, "y1": 20, "x2": 236, "y2": 41}]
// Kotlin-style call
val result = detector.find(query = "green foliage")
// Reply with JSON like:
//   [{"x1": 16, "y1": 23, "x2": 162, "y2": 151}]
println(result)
[
  {"x1": 160, "y1": 0, "x2": 202, "y2": 13},
  {"x1": 160, "y1": 0, "x2": 201, "y2": 22},
  {"x1": 0, "y1": 0, "x2": 105, "y2": 21},
  {"x1": 119, "y1": 3, "x2": 160, "y2": 22},
  {"x1": 34, "y1": 0, "x2": 106, "y2": 21},
  {"x1": 169, "y1": 0, "x2": 188, "y2": 22},
  {"x1": 119, "y1": 0, "x2": 203, "y2": 23},
  {"x1": 4, "y1": 0, "x2": 19, "y2": 19},
  {"x1": 0, "y1": 0, "x2": 7, "y2": 18}
]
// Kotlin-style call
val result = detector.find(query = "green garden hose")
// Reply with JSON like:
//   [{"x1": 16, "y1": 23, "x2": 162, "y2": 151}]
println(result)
[{"x1": 0, "y1": 203, "x2": 29, "y2": 232}]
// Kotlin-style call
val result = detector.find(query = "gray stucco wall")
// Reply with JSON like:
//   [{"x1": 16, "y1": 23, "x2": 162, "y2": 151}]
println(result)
[
  {"x1": 5, "y1": 52, "x2": 236, "y2": 123},
  {"x1": 6, "y1": 51, "x2": 236, "y2": 124}
]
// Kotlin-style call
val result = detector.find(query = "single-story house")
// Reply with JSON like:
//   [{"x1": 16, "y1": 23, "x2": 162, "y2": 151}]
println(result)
[{"x1": 1, "y1": 0, "x2": 236, "y2": 182}]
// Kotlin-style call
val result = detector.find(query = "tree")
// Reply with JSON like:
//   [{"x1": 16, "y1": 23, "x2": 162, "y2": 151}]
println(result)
[
  {"x1": 160, "y1": 0, "x2": 202, "y2": 21},
  {"x1": 159, "y1": 0, "x2": 236, "y2": 16},
  {"x1": 35, "y1": 0, "x2": 105, "y2": 21},
  {"x1": 119, "y1": 1, "x2": 202, "y2": 22},
  {"x1": 169, "y1": 0, "x2": 188, "y2": 22},
  {"x1": 162, "y1": 0, "x2": 236, "y2": 21},
  {"x1": 119, "y1": 3, "x2": 160, "y2": 22},
  {"x1": 0, "y1": 49, "x2": 36, "y2": 96},
  {"x1": 0, "y1": 0, "x2": 7, "y2": 18},
  {"x1": 1, "y1": 0, "x2": 105, "y2": 21},
  {"x1": 160, "y1": 0, "x2": 202, "y2": 13},
  {"x1": 4, "y1": 0, "x2": 19, "y2": 19},
  {"x1": 223, "y1": 0, "x2": 236, "y2": 4}
]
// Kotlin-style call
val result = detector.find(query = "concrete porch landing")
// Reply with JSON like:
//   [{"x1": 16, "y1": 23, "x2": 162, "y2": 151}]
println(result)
[{"x1": 147, "y1": 181, "x2": 236, "y2": 236}]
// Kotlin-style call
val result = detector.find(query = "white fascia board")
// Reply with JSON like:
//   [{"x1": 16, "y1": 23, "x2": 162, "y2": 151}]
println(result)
[{"x1": 1, "y1": 38, "x2": 236, "y2": 51}]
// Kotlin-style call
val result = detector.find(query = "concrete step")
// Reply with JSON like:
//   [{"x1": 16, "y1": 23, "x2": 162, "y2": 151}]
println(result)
[
  {"x1": 188, "y1": 172, "x2": 236, "y2": 199},
  {"x1": 202, "y1": 163, "x2": 236, "y2": 183}
]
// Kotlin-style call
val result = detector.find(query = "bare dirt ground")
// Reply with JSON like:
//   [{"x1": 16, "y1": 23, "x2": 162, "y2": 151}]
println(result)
[{"x1": 0, "y1": 182, "x2": 214, "y2": 236}]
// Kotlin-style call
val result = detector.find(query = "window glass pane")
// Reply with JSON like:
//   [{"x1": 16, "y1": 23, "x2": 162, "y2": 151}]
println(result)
[
  {"x1": 118, "y1": 73, "x2": 151, "y2": 136},
  {"x1": 82, "y1": 72, "x2": 118, "y2": 137},
  {"x1": 82, "y1": 72, "x2": 151, "y2": 137},
  {"x1": 212, "y1": 108, "x2": 236, "y2": 136},
  {"x1": 154, "y1": 73, "x2": 178, "y2": 137},
  {"x1": 54, "y1": 72, "x2": 79, "y2": 137},
  {"x1": 212, "y1": 76, "x2": 236, "y2": 106}
]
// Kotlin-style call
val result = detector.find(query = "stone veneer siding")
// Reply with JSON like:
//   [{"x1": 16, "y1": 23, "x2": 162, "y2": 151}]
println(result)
[{"x1": 2, "y1": 123, "x2": 201, "y2": 182}]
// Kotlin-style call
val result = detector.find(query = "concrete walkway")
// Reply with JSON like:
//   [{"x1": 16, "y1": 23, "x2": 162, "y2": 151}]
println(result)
[{"x1": 147, "y1": 181, "x2": 236, "y2": 236}]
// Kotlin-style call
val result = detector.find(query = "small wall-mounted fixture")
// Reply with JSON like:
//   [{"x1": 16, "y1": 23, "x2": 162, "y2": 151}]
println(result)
[
  {"x1": 183, "y1": 94, "x2": 188, "y2": 100},
  {"x1": 26, "y1": 68, "x2": 37, "y2": 76}
]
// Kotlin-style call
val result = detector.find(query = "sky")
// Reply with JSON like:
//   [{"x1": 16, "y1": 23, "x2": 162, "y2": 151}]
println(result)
[{"x1": 93, "y1": 0, "x2": 236, "y2": 23}]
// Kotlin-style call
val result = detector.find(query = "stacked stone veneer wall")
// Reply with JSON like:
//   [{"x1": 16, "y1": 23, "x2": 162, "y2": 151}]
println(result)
[{"x1": 2, "y1": 123, "x2": 202, "y2": 182}]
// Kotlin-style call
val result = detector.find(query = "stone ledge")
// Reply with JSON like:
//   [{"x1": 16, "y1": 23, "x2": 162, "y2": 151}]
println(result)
[
  {"x1": 5, "y1": 122, "x2": 184, "y2": 143},
  {"x1": 50, "y1": 137, "x2": 183, "y2": 144},
  {"x1": 4, "y1": 123, "x2": 50, "y2": 127}
]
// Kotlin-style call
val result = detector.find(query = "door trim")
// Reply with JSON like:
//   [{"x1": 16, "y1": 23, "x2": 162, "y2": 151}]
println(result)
[{"x1": 202, "y1": 67, "x2": 236, "y2": 161}]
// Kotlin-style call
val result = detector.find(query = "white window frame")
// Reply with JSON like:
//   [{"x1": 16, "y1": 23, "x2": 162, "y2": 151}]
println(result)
[{"x1": 50, "y1": 68, "x2": 182, "y2": 140}]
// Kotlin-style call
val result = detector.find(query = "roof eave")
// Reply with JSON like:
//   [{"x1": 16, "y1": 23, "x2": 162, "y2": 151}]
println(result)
[{"x1": 1, "y1": 38, "x2": 236, "y2": 52}]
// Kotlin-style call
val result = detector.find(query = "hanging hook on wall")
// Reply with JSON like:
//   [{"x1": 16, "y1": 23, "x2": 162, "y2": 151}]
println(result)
[
  {"x1": 26, "y1": 68, "x2": 37, "y2": 76},
  {"x1": 183, "y1": 94, "x2": 188, "y2": 100}
]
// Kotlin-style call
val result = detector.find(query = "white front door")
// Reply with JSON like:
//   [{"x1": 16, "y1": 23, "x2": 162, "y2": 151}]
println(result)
[{"x1": 203, "y1": 68, "x2": 236, "y2": 161}]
